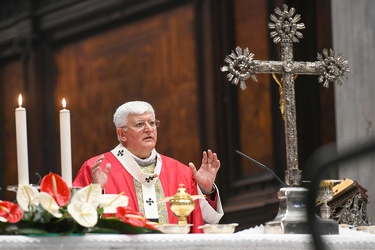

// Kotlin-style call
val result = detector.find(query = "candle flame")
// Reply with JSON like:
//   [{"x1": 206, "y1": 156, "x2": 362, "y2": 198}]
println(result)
[
  {"x1": 62, "y1": 98, "x2": 67, "y2": 109},
  {"x1": 18, "y1": 94, "x2": 23, "y2": 107}
]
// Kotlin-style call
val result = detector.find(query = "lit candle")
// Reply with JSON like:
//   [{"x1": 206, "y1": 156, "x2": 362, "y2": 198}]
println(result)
[
  {"x1": 60, "y1": 98, "x2": 72, "y2": 187},
  {"x1": 15, "y1": 94, "x2": 29, "y2": 185}
]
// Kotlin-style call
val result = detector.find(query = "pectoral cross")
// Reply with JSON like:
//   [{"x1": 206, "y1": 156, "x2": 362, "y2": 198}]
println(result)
[{"x1": 221, "y1": 5, "x2": 350, "y2": 186}]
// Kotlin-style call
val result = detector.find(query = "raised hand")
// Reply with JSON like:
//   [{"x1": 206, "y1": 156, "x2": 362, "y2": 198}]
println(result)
[
  {"x1": 188, "y1": 149, "x2": 220, "y2": 194},
  {"x1": 91, "y1": 154, "x2": 111, "y2": 189}
]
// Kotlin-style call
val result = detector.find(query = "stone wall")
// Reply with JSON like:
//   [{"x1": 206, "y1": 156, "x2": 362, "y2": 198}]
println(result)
[{"x1": 332, "y1": 0, "x2": 375, "y2": 223}]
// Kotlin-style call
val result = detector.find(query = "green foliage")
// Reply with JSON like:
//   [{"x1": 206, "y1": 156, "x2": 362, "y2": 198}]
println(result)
[
  {"x1": 22, "y1": 204, "x2": 54, "y2": 224},
  {"x1": 85, "y1": 218, "x2": 161, "y2": 234},
  {"x1": 0, "y1": 216, "x2": 161, "y2": 235}
]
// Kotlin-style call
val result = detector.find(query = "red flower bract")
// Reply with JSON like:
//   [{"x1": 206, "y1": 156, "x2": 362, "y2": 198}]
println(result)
[
  {"x1": 40, "y1": 172, "x2": 71, "y2": 206},
  {"x1": 115, "y1": 206, "x2": 157, "y2": 230},
  {"x1": 0, "y1": 200, "x2": 23, "y2": 223}
]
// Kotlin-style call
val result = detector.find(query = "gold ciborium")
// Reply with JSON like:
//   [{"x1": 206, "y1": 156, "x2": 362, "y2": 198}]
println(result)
[{"x1": 170, "y1": 185, "x2": 196, "y2": 225}]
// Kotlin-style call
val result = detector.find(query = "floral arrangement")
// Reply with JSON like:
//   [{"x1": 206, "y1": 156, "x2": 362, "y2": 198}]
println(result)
[{"x1": 0, "y1": 172, "x2": 159, "y2": 235}]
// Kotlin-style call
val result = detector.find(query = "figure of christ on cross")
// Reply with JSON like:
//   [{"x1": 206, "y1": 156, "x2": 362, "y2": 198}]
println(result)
[{"x1": 221, "y1": 4, "x2": 350, "y2": 187}]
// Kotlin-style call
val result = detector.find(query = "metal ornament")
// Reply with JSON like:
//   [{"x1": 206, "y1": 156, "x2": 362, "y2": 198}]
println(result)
[
  {"x1": 221, "y1": 5, "x2": 350, "y2": 234},
  {"x1": 221, "y1": 4, "x2": 350, "y2": 187}
]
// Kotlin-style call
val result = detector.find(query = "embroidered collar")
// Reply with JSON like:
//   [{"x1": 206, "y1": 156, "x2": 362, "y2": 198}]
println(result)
[
  {"x1": 111, "y1": 144, "x2": 162, "y2": 186},
  {"x1": 128, "y1": 149, "x2": 157, "y2": 167}
]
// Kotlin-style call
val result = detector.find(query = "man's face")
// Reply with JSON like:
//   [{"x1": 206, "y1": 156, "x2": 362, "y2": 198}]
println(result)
[{"x1": 118, "y1": 112, "x2": 158, "y2": 158}]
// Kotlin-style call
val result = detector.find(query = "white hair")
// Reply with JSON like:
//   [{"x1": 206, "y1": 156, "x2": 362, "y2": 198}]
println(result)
[{"x1": 113, "y1": 101, "x2": 155, "y2": 128}]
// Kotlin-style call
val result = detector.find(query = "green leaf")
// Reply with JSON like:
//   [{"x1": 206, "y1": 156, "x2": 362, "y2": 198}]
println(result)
[
  {"x1": 0, "y1": 216, "x2": 76, "y2": 235},
  {"x1": 97, "y1": 207, "x2": 104, "y2": 216},
  {"x1": 22, "y1": 204, "x2": 54, "y2": 224},
  {"x1": 84, "y1": 218, "x2": 161, "y2": 234},
  {"x1": 32, "y1": 205, "x2": 54, "y2": 223},
  {"x1": 1, "y1": 220, "x2": 48, "y2": 235},
  {"x1": 44, "y1": 217, "x2": 76, "y2": 235}
]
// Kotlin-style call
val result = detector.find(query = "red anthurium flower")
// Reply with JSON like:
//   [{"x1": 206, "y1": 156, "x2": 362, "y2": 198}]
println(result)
[
  {"x1": 40, "y1": 172, "x2": 71, "y2": 206},
  {"x1": 115, "y1": 206, "x2": 157, "y2": 230},
  {"x1": 143, "y1": 220, "x2": 159, "y2": 230},
  {"x1": 0, "y1": 200, "x2": 23, "y2": 223}
]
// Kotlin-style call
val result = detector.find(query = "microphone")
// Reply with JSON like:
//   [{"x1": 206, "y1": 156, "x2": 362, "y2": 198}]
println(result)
[{"x1": 235, "y1": 150, "x2": 287, "y2": 187}]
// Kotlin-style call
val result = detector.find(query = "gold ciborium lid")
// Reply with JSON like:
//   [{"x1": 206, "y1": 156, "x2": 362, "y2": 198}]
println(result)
[{"x1": 170, "y1": 184, "x2": 196, "y2": 225}]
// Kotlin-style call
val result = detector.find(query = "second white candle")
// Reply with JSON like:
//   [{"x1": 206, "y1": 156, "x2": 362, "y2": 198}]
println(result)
[{"x1": 60, "y1": 98, "x2": 72, "y2": 187}]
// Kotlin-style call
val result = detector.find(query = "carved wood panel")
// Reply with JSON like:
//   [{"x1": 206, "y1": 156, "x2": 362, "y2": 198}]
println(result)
[
  {"x1": 232, "y1": 0, "x2": 274, "y2": 179},
  {"x1": 53, "y1": 3, "x2": 201, "y2": 178},
  {"x1": 0, "y1": 60, "x2": 24, "y2": 200}
]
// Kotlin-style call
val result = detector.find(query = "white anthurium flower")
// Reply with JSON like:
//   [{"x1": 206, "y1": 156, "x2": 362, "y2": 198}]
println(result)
[
  {"x1": 67, "y1": 184, "x2": 101, "y2": 228},
  {"x1": 16, "y1": 184, "x2": 40, "y2": 211},
  {"x1": 71, "y1": 184, "x2": 102, "y2": 208},
  {"x1": 99, "y1": 192, "x2": 129, "y2": 214},
  {"x1": 0, "y1": 216, "x2": 7, "y2": 222},
  {"x1": 38, "y1": 192, "x2": 63, "y2": 218},
  {"x1": 67, "y1": 202, "x2": 98, "y2": 228}
]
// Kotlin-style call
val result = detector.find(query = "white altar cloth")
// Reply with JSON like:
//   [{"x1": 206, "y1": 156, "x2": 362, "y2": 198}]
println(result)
[{"x1": 0, "y1": 226, "x2": 374, "y2": 250}]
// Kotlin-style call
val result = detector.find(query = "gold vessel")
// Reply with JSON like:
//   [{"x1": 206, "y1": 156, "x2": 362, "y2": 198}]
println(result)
[{"x1": 169, "y1": 185, "x2": 195, "y2": 225}]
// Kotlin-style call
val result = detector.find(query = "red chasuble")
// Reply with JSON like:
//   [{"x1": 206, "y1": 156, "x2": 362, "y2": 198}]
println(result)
[{"x1": 73, "y1": 152, "x2": 204, "y2": 233}]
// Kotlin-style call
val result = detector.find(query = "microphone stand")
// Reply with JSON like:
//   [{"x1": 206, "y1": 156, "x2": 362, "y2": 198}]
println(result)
[{"x1": 235, "y1": 150, "x2": 286, "y2": 187}]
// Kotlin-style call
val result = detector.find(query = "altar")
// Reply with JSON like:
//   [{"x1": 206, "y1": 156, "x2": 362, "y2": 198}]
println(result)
[{"x1": 0, "y1": 226, "x2": 374, "y2": 250}]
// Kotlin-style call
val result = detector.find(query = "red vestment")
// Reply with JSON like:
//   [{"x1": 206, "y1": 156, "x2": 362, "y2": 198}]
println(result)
[{"x1": 73, "y1": 152, "x2": 204, "y2": 233}]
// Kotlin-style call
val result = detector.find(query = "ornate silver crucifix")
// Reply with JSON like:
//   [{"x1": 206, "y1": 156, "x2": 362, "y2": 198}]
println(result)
[{"x1": 221, "y1": 4, "x2": 350, "y2": 187}]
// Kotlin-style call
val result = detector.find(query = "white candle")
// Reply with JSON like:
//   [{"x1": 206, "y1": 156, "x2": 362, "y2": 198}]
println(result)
[
  {"x1": 15, "y1": 94, "x2": 29, "y2": 185},
  {"x1": 60, "y1": 98, "x2": 72, "y2": 187}
]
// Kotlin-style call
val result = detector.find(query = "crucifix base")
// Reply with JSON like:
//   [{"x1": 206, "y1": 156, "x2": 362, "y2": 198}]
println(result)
[{"x1": 264, "y1": 187, "x2": 339, "y2": 234}]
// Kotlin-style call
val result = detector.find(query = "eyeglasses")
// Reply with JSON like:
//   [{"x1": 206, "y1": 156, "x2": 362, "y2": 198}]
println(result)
[{"x1": 124, "y1": 119, "x2": 160, "y2": 130}]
